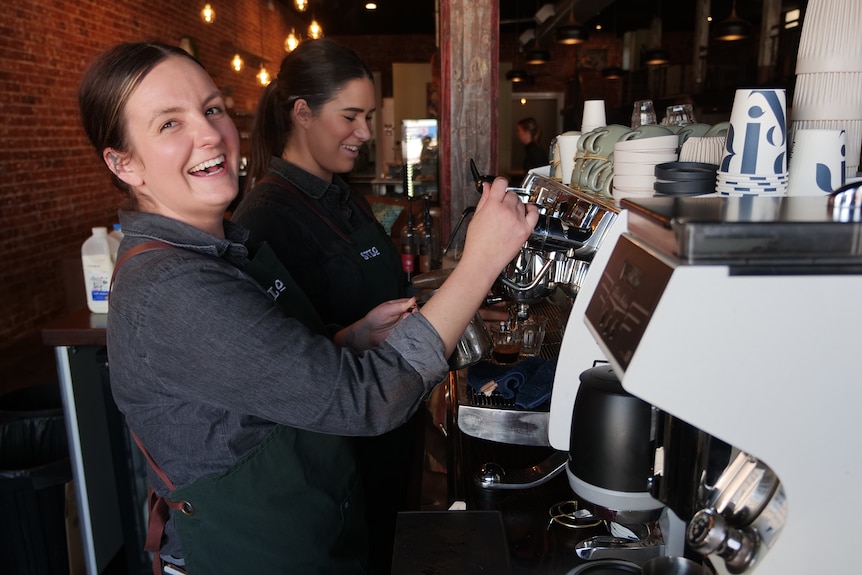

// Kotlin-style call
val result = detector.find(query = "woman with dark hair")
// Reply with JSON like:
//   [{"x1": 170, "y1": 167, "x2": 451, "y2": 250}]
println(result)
[
  {"x1": 235, "y1": 38, "x2": 397, "y2": 326},
  {"x1": 78, "y1": 40, "x2": 536, "y2": 574},
  {"x1": 231, "y1": 39, "x2": 413, "y2": 572},
  {"x1": 516, "y1": 116, "x2": 548, "y2": 173}
]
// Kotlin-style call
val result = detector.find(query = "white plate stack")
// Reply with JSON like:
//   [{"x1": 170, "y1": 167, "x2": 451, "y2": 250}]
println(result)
[
  {"x1": 611, "y1": 134, "x2": 678, "y2": 202},
  {"x1": 791, "y1": 0, "x2": 862, "y2": 178}
]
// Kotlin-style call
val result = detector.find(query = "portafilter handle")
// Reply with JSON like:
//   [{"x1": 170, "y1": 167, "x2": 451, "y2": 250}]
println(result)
[{"x1": 574, "y1": 534, "x2": 665, "y2": 565}]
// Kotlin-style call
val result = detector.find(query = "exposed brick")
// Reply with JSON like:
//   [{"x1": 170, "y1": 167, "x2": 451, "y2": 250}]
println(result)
[{"x1": 0, "y1": 0, "x2": 436, "y2": 349}]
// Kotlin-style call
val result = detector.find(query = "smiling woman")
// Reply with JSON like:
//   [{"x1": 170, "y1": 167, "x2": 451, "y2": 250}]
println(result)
[{"x1": 75, "y1": 40, "x2": 537, "y2": 574}]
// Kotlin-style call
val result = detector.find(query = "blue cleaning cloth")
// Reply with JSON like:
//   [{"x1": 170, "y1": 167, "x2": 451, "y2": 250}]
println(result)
[{"x1": 466, "y1": 357, "x2": 558, "y2": 409}]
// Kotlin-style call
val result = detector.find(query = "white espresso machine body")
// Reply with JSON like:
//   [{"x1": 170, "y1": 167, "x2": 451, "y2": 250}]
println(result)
[{"x1": 549, "y1": 195, "x2": 862, "y2": 574}]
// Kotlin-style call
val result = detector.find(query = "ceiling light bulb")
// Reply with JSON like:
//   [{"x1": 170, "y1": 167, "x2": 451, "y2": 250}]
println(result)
[
  {"x1": 284, "y1": 29, "x2": 300, "y2": 52},
  {"x1": 294, "y1": 0, "x2": 308, "y2": 12},
  {"x1": 308, "y1": 18, "x2": 323, "y2": 40},
  {"x1": 365, "y1": 2, "x2": 377, "y2": 9},
  {"x1": 257, "y1": 65, "x2": 271, "y2": 86},
  {"x1": 231, "y1": 53, "x2": 243, "y2": 72},
  {"x1": 200, "y1": 3, "x2": 215, "y2": 24}
]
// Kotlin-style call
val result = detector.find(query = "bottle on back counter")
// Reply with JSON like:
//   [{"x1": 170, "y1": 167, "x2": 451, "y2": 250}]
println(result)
[
  {"x1": 400, "y1": 196, "x2": 418, "y2": 285},
  {"x1": 81, "y1": 226, "x2": 116, "y2": 314},
  {"x1": 418, "y1": 195, "x2": 439, "y2": 273}
]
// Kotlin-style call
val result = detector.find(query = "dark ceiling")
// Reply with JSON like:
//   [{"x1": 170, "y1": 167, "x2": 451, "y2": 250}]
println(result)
[{"x1": 304, "y1": 0, "x2": 768, "y2": 38}]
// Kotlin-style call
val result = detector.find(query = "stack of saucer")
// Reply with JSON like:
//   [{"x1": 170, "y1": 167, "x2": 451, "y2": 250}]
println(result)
[
  {"x1": 612, "y1": 134, "x2": 678, "y2": 201},
  {"x1": 716, "y1": 89, "x2": 789, "y2": 196},
  {"x1": 654, "y1": 162, "x2": 718, "y2": 197}
]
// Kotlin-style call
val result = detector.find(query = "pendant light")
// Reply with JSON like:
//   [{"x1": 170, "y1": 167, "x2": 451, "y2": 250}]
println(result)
[
  {"x1": 643, "y1": 5, "x2": 669, "y2": 67},
  {"x1": 284, "y1": 28, "x2": 300, "y2": 53},
  {"x1": 294, "y1": 0, "x2": 308, "y2": 12},
  {"x1": 230, "y1": 1, "x2": 243, "y2": 72},
  {"x1": 308, "y1": 17, "x2": 323, "y2": 40},
  {"x1": 600, "y1": 3, "x2": 624, "y2": 79},
  {"x1": 714, "y1": 0, "x2": 751, "y2": 41},
  {"x1": 556, "y1": 7, "x2": 589, "y2": 45},
  {"x1": 601, "y1": 66, "x2": 624, "y2": 79},
  {"x1": 256, "y1": 0, "x2": 271, "y2": 86},
  {"x1": 525, "y1": 39, "x2": 550, "y2": 65},
  {"x1": 507, "y1": 13, "x2": 528, "y2": 83},
  {"x1": 644, "y1": 48, "x2": 670, "y2": 66},
  {"x1": 231, "y1": 53, "x2": 244, "y2": 72},
  {"x1": 200, "y1": 3, "x2": 216, "y2": 24},
  {"x1": 524, "y1": 1, "x2": 550, "y2": 65}
]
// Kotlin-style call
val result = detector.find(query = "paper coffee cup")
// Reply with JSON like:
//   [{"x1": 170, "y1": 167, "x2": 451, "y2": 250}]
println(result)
[
  {"x1": 721, "y1": 89, "x2": 788, "y2": 176},
  {"x1": 557, "y1": 132, "x2": 581, "y2": 185},
  {"x1": 582, "y1": 100, "x2": 607, "y2": 132},
  {"x1": 787, "y1": 128, "x2": 846, "y2": 196}
]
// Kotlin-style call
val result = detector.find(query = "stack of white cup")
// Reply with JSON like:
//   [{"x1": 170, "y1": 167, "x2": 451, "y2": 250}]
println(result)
[
  {"x1": 581, "y1": 100, "x2": 607, "y2": 134},
  {"x1": 716, "y1": 89, "x2": 789, "y2": 196},
  {"x1": 790, "y1": 0, "x2": 862, "y2": 179}
]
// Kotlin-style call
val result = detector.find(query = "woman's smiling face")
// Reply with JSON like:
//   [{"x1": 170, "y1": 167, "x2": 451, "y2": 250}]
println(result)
[
  {"x1": 111, "y1": 55, "x2": 239, "y2": 231},
  {"x1": 296, "y1": 77, "x2": 375, "y2": 181}
]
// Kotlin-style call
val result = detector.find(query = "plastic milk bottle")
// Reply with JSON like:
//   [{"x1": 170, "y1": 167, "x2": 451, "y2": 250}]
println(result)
[{"x1": 81, "y1": 227, "x2": 117, "y2": 313}]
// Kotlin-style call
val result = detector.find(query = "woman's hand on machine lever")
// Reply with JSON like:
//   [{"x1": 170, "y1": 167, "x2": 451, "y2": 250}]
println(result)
[
  {"x1": 462, "y1": 177, "x2": 538, "y2": 282},
  {"x1": 418, "y1": 178, "x2": 538, "y2": 356}
]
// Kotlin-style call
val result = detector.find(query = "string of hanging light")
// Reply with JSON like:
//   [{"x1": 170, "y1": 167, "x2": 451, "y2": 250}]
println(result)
[{"x1": 202, "y1": 0, "x2": 323, "y2": 79}]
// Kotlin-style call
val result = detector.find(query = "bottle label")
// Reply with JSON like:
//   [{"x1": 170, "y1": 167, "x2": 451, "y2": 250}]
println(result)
[
  {"x1": 419, "y1": 255, "x2": 431, "y2": 273},
  {"x1": 82, "y1": 254, "x2": 114, "y2": 302},
  {"x1": 401, "y1": 253, "x2": 415, "y2": 273}
]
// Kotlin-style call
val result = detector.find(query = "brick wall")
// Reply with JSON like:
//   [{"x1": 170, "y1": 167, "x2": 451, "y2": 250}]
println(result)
[{"x1": 0, "y1": 0, "x2": 435, "y2": 347}]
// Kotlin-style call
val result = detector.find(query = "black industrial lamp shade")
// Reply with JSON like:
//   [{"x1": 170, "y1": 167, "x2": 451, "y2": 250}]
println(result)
[
  {"x1": 644, "y1": 48, "x2": 670, "y2": 66},
  {"x1": 506, "y1": 69, "x2": 529, "y2": 82},
  {"x1": 601, "y1": 66, "x2": 625, "y2": 79},
  {"x1": 715, "y1": 1, "x2": 751, "y2": 41},
  {"x1": 556, "y1": 23, "x2": 589, "y2": 45},
  {"x1": 714, "y1": 16, "x2": 751, "y2": 41},
  {"x1": 525, "y1": 47, "x2": 550, "y2": 65}
]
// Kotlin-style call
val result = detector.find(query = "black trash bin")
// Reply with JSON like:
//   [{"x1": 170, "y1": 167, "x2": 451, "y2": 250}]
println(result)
[{"x1": 0, "y1": 383, "x2": 72, "y2": 575}]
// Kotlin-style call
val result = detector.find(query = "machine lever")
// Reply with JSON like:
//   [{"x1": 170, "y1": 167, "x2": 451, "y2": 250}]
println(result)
[{"x1": 474, "y1": 451, "x2": 568, "y2": 490}]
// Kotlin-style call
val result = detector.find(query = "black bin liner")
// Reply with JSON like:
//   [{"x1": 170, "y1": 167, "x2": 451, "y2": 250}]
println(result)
[{"x1": 0, "y1": 383, "x2": 72, "y2": 575}]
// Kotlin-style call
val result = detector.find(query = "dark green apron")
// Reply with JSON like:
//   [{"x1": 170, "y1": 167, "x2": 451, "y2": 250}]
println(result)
[
  {"x1": 117, "y1": 241, "x2": 368, "y2": 573},
  {"x1": 169, "y1": 426, "x2": 367, "y2": 574}
]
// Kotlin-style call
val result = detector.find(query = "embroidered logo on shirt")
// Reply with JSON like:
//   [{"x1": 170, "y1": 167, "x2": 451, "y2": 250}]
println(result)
[
  {"x1": 359, "y1": 246, "x2": 381, "y2": 261},
  {"x1": 267, "y1": 278, "x2": 286, "y2": 301}
]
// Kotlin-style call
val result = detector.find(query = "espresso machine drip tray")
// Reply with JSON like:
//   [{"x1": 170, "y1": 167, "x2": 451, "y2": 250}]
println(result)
[
  {"x1": 622, "y1": 196, "x2": 862, "y2": 268},
  {"x1": 456, "y1": 298, "x2": 569, "y2": 447}
]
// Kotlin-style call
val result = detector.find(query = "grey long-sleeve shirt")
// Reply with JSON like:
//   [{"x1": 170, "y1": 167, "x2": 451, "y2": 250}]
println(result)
[{"x1": 108, "y1": 210, "x2": 448, "y2": 557}]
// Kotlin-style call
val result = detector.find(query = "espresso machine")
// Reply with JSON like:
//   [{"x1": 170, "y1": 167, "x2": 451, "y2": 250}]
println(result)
[
  {"x1": 456, "y1": 173, "x2": 620, "y2": 447},
  {"x1": 548, "y1": 189, "x2": 862, "y2": 574}
]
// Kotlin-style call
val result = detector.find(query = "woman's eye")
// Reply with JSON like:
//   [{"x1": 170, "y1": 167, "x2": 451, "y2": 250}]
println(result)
[
  {"x1": 160, "y1": 120, "x2": 176, "y2": 131},
  {"x1": 206, "y1": 106, "x2": 224, "y2": 116}
]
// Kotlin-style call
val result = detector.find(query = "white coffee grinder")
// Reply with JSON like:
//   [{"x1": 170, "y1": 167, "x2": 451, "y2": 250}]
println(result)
[{"x1": 549, "y1": 190, "x2": 862, "y2": 574}]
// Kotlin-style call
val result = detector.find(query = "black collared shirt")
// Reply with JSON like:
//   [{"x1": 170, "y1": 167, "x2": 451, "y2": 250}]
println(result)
[{"x1": 232, "y1": 157, "x2": 403, "y2": 326}]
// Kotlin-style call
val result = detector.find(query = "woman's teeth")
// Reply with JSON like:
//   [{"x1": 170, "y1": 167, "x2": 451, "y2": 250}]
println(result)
[{"x1": 190, "y1": 155, "x2": 225, "y2": 175}]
